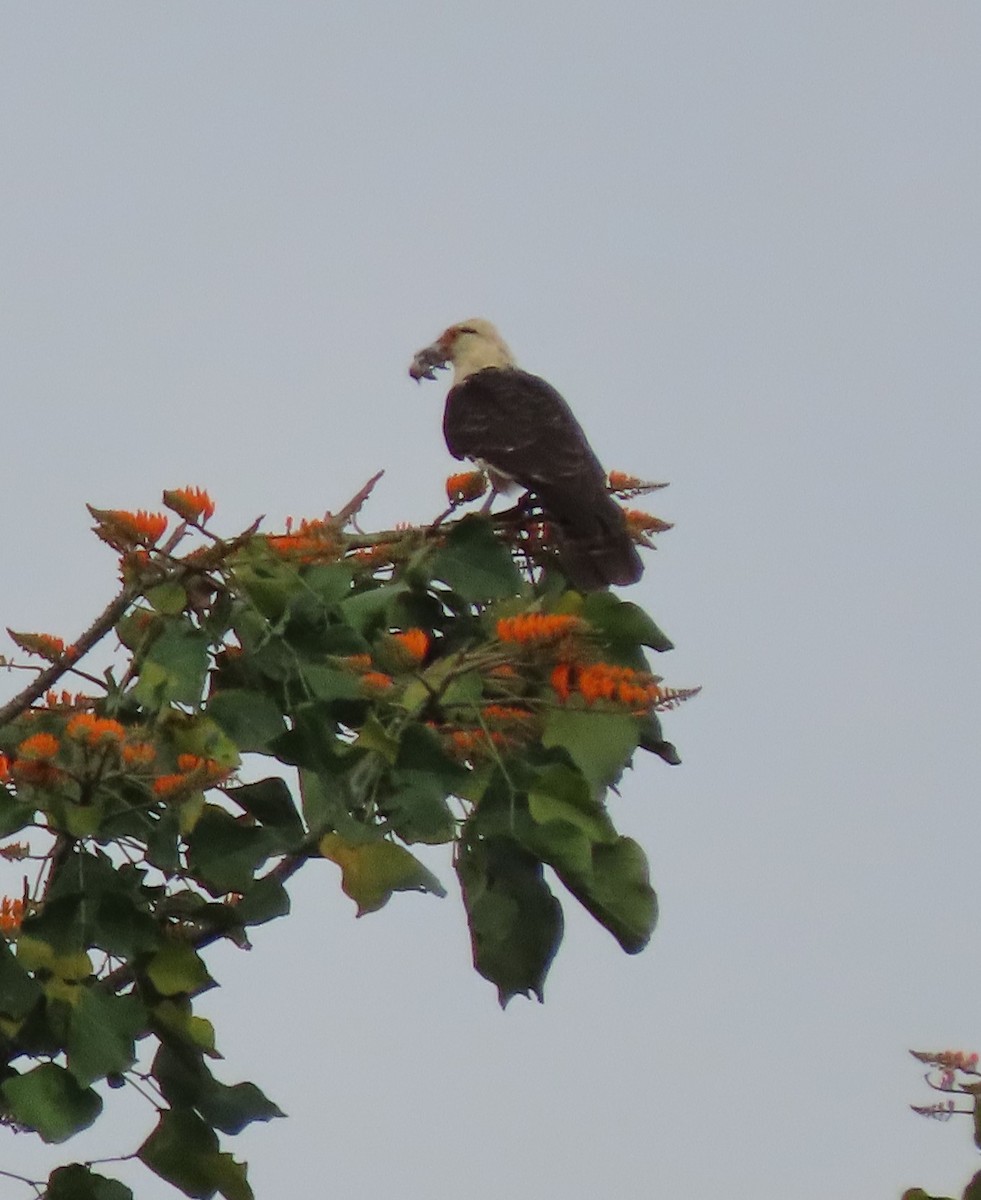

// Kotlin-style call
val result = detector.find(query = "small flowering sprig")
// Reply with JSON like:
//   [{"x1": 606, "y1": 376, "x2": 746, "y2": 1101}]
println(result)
[
  {"x1": 607, "y1": 470, "x2": 669, "y2": 499},
  {"x1": 0, "y1": 895, "x2": 25, "y2": 935},
  {"x1": 87, "y1": 505, "x2": 169, "y2": 551},
  {"x1": 163, "y1": 486, "x2": 216, "y2": 525},
  {"x1": 6, "y1": 631, "x2": 78, "y2": 664}
]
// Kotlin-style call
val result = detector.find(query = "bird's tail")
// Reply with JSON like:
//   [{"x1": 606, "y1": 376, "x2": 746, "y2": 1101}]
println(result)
[{"x1": 550, "y1": 499, "x2": 644, "y2": 591}]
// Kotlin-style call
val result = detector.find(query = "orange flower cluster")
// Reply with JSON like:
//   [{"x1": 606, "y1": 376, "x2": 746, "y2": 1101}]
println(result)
[
  {"x1": 89, "y1": 506, "x2": 169, "y2": 551},
  {"x1": 624, "y1": 509, "x2": 673, "y2": 536},
  {"x1": 927, "y1": 1050, "x2": 980, "y2": 1072},
  {"x1": 122, "y1": 742, "x2": 156, "y2": 766},
  {"x1": 0, "y1": 753, "x2": 10, "y2": 783},
  {"x1": 446, "y1": 470, "x2": 488, "y2": 504},
  {"x1": 7, "y1": 632, "x2": 78, "y2": 663},
  {"x1": 448, "y1": 728, "x2": 509, "y2": 760},
  {"x1": 16, "y1": 733, "x2": 59, "y2": 761},
  {"x1": 481, "y1": 705, "x2": 536, "y2": 727},
  {"x1": 0, "y1": 897, "x2": 25, "y2": 935},
  {"x1": 392, "y1": 628, "x2": 429, "y2": 664},
  {"x1": 153, "y1": 754, "x2": 230, "y2": 799},
  {"x1": 66, "y1": 713, "x2": 125, "y2": 747},
  {"x1": 607, "y1": 471, "x2": 669, "y2": 498},
  {"x1": 163, "y1": 486, "x2": 215, "y2": 524},
  {"x1": 551, "y1": 662, "x2": 662, "y2": 709},
  {"x1": 267, "y1": 517, "x2": 339, "y2": 564},
  {"x1": 496, "y1": 614, "x2": 585, "y2": 645}
]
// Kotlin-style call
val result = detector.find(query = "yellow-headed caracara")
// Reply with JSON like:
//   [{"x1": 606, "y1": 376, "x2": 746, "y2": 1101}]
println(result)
[{"x1": 409, "y1": 319, "x2": 643, "y2": 591}]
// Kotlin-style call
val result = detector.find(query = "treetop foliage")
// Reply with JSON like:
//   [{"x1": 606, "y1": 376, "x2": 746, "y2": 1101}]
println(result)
[{"x1": 0, "y1": 473, "x2": 694, "y2": 1198}]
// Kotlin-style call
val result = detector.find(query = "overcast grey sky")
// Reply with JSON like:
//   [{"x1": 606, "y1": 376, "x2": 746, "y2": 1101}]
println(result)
[{"x1": 2, "y1": 4, "x2": 980, "y2": 1197}]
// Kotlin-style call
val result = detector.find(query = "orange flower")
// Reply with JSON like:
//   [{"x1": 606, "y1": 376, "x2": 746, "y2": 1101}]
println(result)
[
  {"x1": 267, "y1": 517, "x2": 339, "y2": 564},
  {"x1": 0, "y1": 753, "x2": 10, "y2": 783},
  {"x1": 42, "y1": 690, "x2": 91, "y2": 710},
  {"x1": 17, "y1": 733, "x2": 59, "y2": 761},
  {"x1": 607, "y1": 472, "x2": 669, "y2": 498},
  {"x1": 0, "y1": 897, "x2": 25, "y2": 934},
  {"x1": 392, "y1": 628, "x2": 429, "y2": 664},
  {"x1": 122, "y1": 742, "x2": 156, "y2": 766},
  {"x1": 350, "y1": 543, "x2": 395, "y2": 568},
  {"x1": 445, "y1": 470, "x2": 488, "y2": 504},
  {"x1": 482, "y1": 705, "x2": 535, "y2": 726},
  {"x1": 550, "y1": 662, "x2": 677, "y2": 711},
  {"x1": 163, "y1": 486, "x2": 216, "y2": 524},
  {"x1": 66, "y1": 713, "x2": 125, "y2": 747},
  {"x1": 7, "y1": 632, "x2": 78, "y2": 663},
  {"x1": 624, "y1": 509, "x2": 674, "y2": 535},
  {"x1": 361, "y1": 671, "x2": 394, "y2": 693},
  {"x1": 448, "y1": 729, "x2": 509, "y2": 759},
  {"x1": 152, "y1": 773, "x2": 188, "y2": 798},
  {"x1": 88, "y1": 506, "x2": 168, "y2": 550},
  {"x1": 496, "y1": 613, "x2": 586, "y2": 645}
]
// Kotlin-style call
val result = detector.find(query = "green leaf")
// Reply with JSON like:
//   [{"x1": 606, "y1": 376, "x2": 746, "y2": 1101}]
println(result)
[
  {"x1": 233, "y1": 875, "x2": 291, "y2": 926},
  {"x1": 146, "y1": 942, "x2": 212, "y2": 997},
  {"x1": 186, "y1": 807, "x2": 277, "y2": 895},
  {"x1": 554, "y1": 836, "x2": 657, "y2": 954},
  {"x1": 0, "y1": 789, "x2": 34, "y2": 837},
  {"x1": 197, "y1": 1078, "x2": 286, "y2": 1136},
  {"x1": 67, "y1": 990, "x2": 147, "y2": 1087},
  {"x1": 138, "y1": 1107, "x2": 238, "y2": 1199},
  {"x1": 1, "y1": 1062, "x2": 102, "y2": 1143},
  {"x1": 146, "y1": 582, "x2": 189, "y2": 616},
  {"x1": 0, "y1": 935, "x2": 41, "y2": 1018},
  {"x1": 426, "y1": 517, "x2": 524, "y2": 602},
  {"x1": 340, "y1": 582, "x2": 410, "y2": 634},
  {"x1": 457, "y1": 836, "x2": 563, "y2": 1005},
  {"x1": 132, "y1": 621, "x2": 210, "y2": 709},
  {"x1": 583, "y1": 591, "x2": 674, "y2": 652},
  {"x1": 224, "y1": 777, "x2": 305, "y2": 845},
  {"x1": 379, "y1": 769, "x2": 456, "y2": 844},
  {"x1": 320, "y1": 833, "x2": 446, "y2": 915},
  {"x1": 46, "y1": 1164, "x2": 133, "y2": 1200},
  {"x1": 542, "y1": 709, "x2": 640, "y2": 792},
  {"x1": 637, "y1": 712, "x2": 682, "y2": 765},
  {"x1": 528, "y1": 763, "x2": 618, "y2": 845},
  {"x1": 208, "y1": 689, "x2": 286, "y2": 753}
]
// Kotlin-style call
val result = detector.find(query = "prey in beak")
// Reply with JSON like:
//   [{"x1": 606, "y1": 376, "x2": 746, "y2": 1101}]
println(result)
[{"x1": 408, "y1": 339, "x2": 450, "y2": 382}]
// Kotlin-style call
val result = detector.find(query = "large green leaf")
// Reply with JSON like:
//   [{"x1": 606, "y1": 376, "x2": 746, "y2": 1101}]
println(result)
[
  {"x1": 379, "y1": 769, "x2": 457, "y2": 844},
  {"x1": 542, "y1": 709, "x2": 640, "y2": 792},
  {"x1": 67, "y1": 990, "x2": 147, "y2": 1087},
  {"x1": 320, "y1": 833, "x2": 446, "y2": 915},
  {"x1": 45, "y1": 1164, "x2": 133, "y2": 1200},
  {"x1": 131, "y1": 620, "x2": 210, "y2": 709},
  {"x1": 145, "y1": 942, "x2": 212, "y2": 998},
  {"x1": 457, "y1": 836, "x2": 564, "y2": 1005},
  {"x1": 425, "y1": 517, "x2": 525, "y2": 603},
  {"x1": 223, "y1": 777, "x2": 305, "y2": 845},
  {"x1": 583, "y1": 590, "x2": 674, "y2": 652},
  {"x1": 554, "y1": 836, "x2": 657, "y2": 954},
  {"x1": 139, "y1": 1107, "x2": 254, "y2": 1200},
  {"x1": 2, "y1": 1062, "x2": 102, "y2": 1143},
  {"x1": 186, "y1": 807, "x2": 277, "y2": 895},
  {"x1": 208, "y1": 689, "x2": 286, "y2": 753}
]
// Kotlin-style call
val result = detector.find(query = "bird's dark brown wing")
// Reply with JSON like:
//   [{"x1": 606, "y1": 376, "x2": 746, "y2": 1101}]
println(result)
[{"x1": 443, "y1": 367, "x2": 643, "y2": 589}]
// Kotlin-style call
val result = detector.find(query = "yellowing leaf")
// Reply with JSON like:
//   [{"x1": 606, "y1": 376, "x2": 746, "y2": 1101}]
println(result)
[{"x1": 319, "y1": 834, "x2": 445, "y2": 915}]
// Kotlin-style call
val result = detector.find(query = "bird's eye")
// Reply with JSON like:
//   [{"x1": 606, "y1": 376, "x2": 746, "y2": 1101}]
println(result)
[{"x1": 456, "y1": 326, "x2": 477, "y2": 336}]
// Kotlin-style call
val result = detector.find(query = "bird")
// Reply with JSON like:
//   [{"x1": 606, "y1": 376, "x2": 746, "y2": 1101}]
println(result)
[{"x1": 409, "y1": 319, "x2": 643, "y2": 591}]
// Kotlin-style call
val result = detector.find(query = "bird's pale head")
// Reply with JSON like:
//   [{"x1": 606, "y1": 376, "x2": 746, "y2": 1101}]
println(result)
[{"x1": 409, "y1": 318, "x2": 515, "y2": 385}]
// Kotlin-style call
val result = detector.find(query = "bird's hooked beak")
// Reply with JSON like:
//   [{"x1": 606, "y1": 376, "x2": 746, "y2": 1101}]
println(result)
[{"x1": 409, "y1": 336, "x2": 451, "y2": 382}]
